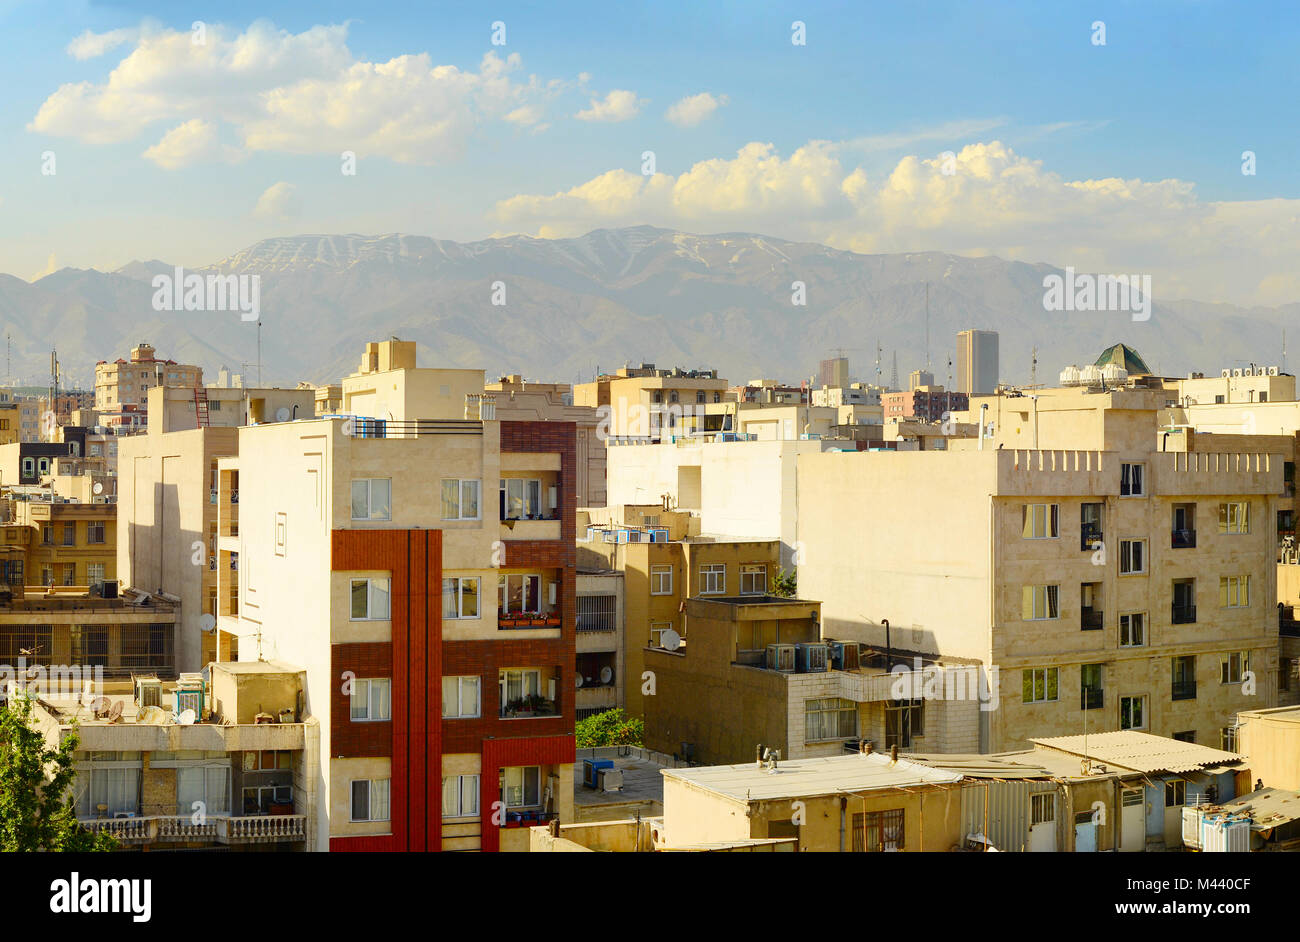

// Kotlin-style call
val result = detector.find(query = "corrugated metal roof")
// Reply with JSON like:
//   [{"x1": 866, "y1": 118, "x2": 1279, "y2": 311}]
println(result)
[
  {"x1": 662, "y1": 753, "x2": 961, "y2": 803},
  {"x1": 1029, "y1": 731, "x2": 1242, "y2": 774},
  {"x1": 1217, "y1": 788, "x2": 1300, "y2": 830},
  {"x1": 905, "y1": 752, "x2": 1055, "y2": 779}
]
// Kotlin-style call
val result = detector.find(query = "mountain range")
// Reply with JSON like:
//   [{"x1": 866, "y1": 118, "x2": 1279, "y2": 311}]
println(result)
[{"x1": 0, "y1": 226, "x2": 1293, "y2": 392}]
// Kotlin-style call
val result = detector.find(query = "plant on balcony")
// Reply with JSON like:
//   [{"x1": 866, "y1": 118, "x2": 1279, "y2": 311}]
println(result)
[
  {"x1": 0, "y1": 694, "x2": 116, "y2": 851},
  {"x1": 544, "y1": 614, "x2": 561, "y2": 626},
  {"x1": 575, "y1": 708, "x2": 645, "y2": 748}
]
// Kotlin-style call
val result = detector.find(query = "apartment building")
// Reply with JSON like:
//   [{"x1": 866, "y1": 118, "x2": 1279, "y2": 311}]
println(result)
[
  {"x1": 642, "y1": 594, "x2": 984, "y2": 766},
  {"x1": 94, "y1": 342, "x2": 202, "y2": 427},
  {"x1": 12, "y1": 498, "x2": 116, "y2": 588},
  {"x1": 574, "y1": 570, "x2": 623, "y2": 719},
  {"x1": 117, "y1": 425, "x2": 241, "y2": 671},
  {"x1": 574, "y1": 364, "x2": 728, "y2": 442},
  {"x1": 881, "y1": 386, "x2": 968, "y2": 422},
  {"x1": 798, "y1": 383, "x2": 1283, "y2": 752},
  {"x1": 215, "y1": 342, "x2": 577, "y2": 852},
  {"x1": 956, "y1": 329, "x2": 999, "y2": 395},
  {"x1": 147, "y1": 384, "x2": 315, "y2": 434},
  {"x1": 730, "y1": 379, "x2": 807, "y2": 405},
  {"x1": 578, "y1": 505, "x2": 782, "y2": 720}
]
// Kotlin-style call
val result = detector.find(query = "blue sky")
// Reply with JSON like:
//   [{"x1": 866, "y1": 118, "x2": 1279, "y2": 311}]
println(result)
[{"x1": 2, "y1": 0, "x2": 1297, "y2": 303}]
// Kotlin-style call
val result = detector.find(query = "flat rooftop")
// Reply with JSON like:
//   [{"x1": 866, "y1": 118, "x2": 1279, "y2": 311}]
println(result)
[
  {"x1": 663, "y1": 753, "x2": 962, "y2": 803},
  {"x1": 574, "y1": 752, "x2": 667, "y2": 809}
]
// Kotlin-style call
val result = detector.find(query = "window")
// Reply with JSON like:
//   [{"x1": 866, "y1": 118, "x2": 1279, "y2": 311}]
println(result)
[
  {"x1": 502, "y1": 766, "x2": 541, "y2": 808},
  {"x1": 1172, "y1": 579, "x2": 1196, "y2": 623},
  {"x1": 441, "y1": 479, "x2": 482, "y2": 520},
  {"x1": 500, "y1": 478, "x2": 540, "y2": 519},
  {"x1": 1081, "y1": 664, "x2": 1103, "y2": 710},
  {"x1": 62, "y1": 522, "x2": 76, "y2": 546},
  {"x1": 442, "y1": 775, "x2": 479, "y2": 818},
  {"x1": 497, "y1": 574, "x2": 540, "y2": 614},
  {"x1": 1119, "y1": 539, "x2": 1146, "y2": 574},
  {"x1": 21, "y1": 458, "x2": 33, "y2": 478},
  {"x1": 1022, "y1": 585, "x2": 1059, "y2": 620},
  {"x1": 442, "y1": 676, "x2": 481, "y2": 718},
  {"x1": 176, "y1": 765, "x2": 230, "y2": 817},
  {"x1": 1221, "y1": 727, "x2": 1238, "y2": 752},
  {"x1": 350, "y1": 678, "x2": 391, "y2": 721},
  {"x1": 740, "y1": 564, "x2": 766, "y2": 595},
  {"x1": 351, "y1": 478, "x2": 391, "y2": 521},
  {"x1": 1112, "y1": 610, "x2": 1144, "y2": 647},
  {"x1": 87, "y1": 562, "x2": 105, "y2": 584},
  {"x1": 1172, "y1": 655, "x2": 1197, "y2": 701},
  {"x1": 1120, "y1": 696, "x2": 1146, "y2": 730},
  {"x1": 350, "y1": 578, "x2": 391, "y2": 620},
  {"x1": 885, "y1": 699, "x2": 923, "y2": 747},
  {"x1": 1031, "y1": 793, "x2": 1055, "y2": 826},
  {"x1": 1220, "y1": 652, "x2": 1249, "y2": 685},
  {"x1": 700, "y1": 564, "x2": 725, "y2": 595},
  {"x1": 350, "y1": 779, "x2": 390, "y2": 822},
  {"x1": 41, "y1": 524, "x2": 53, "y2": 545},
  {"x1": 1120, "y1": 463, "x2": 1145, "y2": 496},
  {"x1": 576, "y1": 595, "x2": 616, "y2": 631},
  {"x1": 1219, "y1": 576, "x2": 1250, "y2": 608},
  {"x1": 87, "y1": 520, "x2": 105, "y2": 544},
  {"x1": 62, "y1": 564, "x2": 75, "y2": 586},
  {"x1": 1164, "y1": 780, "x2": 1186, "y2": 807},
  {"x1": 805, "y1": 698, "x2": 858, "y2": 741},
  {"x1": 1022, "y1": 668, "x2": 1059, "y2": 703},
  {"x1": 1080, "y1": 582, "x2": 1102, "y2": 630},
  {"x1": 851, "y1": 809, "x2": 904, "y2": 852},
  {"x1": 1218, "y1": 501, "x2": 1249, "y2": 534},
  {"x1": 650, "y1": 565, "x2": 673, "y2": 596},
  {"x1": 650, "y1": 623, "x2": 673, "y2": 648},
  {"x1": 500, "y1": 668, "x2": 547, "y2": 716},
  {"x1": 443, "y1": 577, "x2": 481, "y2": 619},
  {"x1": 1021, "y1": 503, "x2": 1059, "y2": 539},
  {"x1": 1172, "y1": 730, "x2": 1197, "y2": 743}
]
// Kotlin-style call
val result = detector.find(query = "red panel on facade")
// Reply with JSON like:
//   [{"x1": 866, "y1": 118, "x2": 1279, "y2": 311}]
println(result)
[{"x1": 478, "y1": 734, "x2": 577, "y2": 853}]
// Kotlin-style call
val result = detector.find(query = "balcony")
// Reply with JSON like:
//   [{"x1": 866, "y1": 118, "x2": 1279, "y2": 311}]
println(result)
[
  {"x1": 500, "y1": 696, "x2": 559, "y2": 719},
  {"x1": 1081, "y1": 688, "x2": 1104, "y2": 710},
  {"x1": 1172, "y1": 604, "x2": 1197, "y2": 625},
  {"x1": 1172, "y1": 680, "x2": 1197, "y2": 701},
  {"x1": 1171, "y1": 528, "x2": 1197, "y2": 549},
  {"x1": 500, "y1": 518, "x2": 561, "y2": 541},
  {"x1": 497, "y1": 612, "x2": 562, "y2": 630},
  {"x1": 1081, "y1": 610, "x2": 1103, "y2": 631},
  {"x1": 80, "y1": 814, "x2": 306, "y2": 845}
]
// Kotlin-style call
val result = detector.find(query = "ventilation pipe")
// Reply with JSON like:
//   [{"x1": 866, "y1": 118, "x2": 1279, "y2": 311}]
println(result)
[{"x1": 978, "y1": 403, "x2": 989, "y2": 450}]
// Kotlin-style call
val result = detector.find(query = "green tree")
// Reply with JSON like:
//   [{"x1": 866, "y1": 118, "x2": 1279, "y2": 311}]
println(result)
[
  {"x1": 575, "y1": 708, "x2": 644, "y2": 748},
  {"x1": 0, "y1": 695, "x2": 116, "y2": 852},
  {"x1": 771, "y1": 568, "x2": 797, "y2": 598}
]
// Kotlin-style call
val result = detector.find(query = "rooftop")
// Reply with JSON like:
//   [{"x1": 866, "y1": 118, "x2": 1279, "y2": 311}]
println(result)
[
  {"x1": 574, "y1": 750, "x2": 670, "y2": 810},
  {"x1": 1030, "y1": 730, "x2": 1242, "y2": 774},
  {"x1": 662, "y1": 752, "x2": 962, "y2": 803}
]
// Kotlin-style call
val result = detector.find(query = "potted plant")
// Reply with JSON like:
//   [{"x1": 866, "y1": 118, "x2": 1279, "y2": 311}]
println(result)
[
  {"x1": 530, "y1": 613, "x2": 547, "y2": 626},
  {"x1": 498, "y1": 612, "x2": 516, "y2": 627},
  {"x1": 544, "y1": 613, "x2": 561, "y2": 626}
]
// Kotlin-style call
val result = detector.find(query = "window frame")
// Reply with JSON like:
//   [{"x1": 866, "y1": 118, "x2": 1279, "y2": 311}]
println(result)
[
  {"x1": 1120, "y1": 695, "x2": 1146, "y2": 730},
  {"x1": 501, "y1": 765, "x2": 542, "y2": 809},
  {"x1": 441, "y1": 478, "x2": 482, "y2": 521},
  {"x1": 650, "y1": 565, "x2": 673, "y2": 596},
  {"x1": 350, "y1": 478, "x2": 392, "y2": 521},
  {"x1": 1021, "y1": 503, "x2": 1060, "y2": 540},
  {"x1": 1022, "y1": 667, "x2": 1059, "y2": 704},
  {"x1": 1022, "y1": 584, "x2": 1060, "y2": 621},
  {"x1": 1120, "y1": 462, "x2": 1145, "y2": 497},
  {"x1": 350, "y1": 577, "x2": 392, "y2": 621},
  {"x1": 349, "y1": 778, "x2": 391, "y2": 823},
  {"x1": 699, "y1": 564, "x2": 726, "y2": 595},
  {"x1": 443, "y1": 576, "x2": 482, "y2": 620},
  {"x1": 1219, "y1": 575, "x2": 1250, "y2": 609},
  {"x1": 740, "y1": 564, "x2": 767, "y2": 595},
  {"x1": 350, "y1": 678, "x2": 392, "y2": 722},
  {"x1": 442, "y1": 774, "x2": 480, "y2": 819},
  {"x1": 442, "y1": 675, "x2": 482, "y2": 719},
  {"x1": 1118, "y1": 539, "x2": 1147, "y2": 575},
  {"x1": 1218, "y1": 501, "x2": 1250, "y2": 535},
  {"x1": 1220, "y1": 651, "x2": 1249, "y2": 685}
]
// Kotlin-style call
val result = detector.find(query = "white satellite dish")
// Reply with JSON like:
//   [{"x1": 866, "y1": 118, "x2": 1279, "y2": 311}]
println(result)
[
  {"x1": 177, "y1": 708, "x2": 197, "y2": 726},
  {"x1": 599, "y1": 666, "x2": 613, "y2": 685},
  {"x1": 574, "y1": 674, "x2": 583, "y2": 688},
  {"x1": 275, "y1": 407, "x2": 291, "y2": 422},
  {"x1": 198, "y1": 613, "x2": 217, "y2": 634},
  {"x1": 140, "y1": 706, "x2": 167, "y2": 726},
  {"x1": 660, "y1": 628, "x2": 682, "y2": 652},
  {"x1": 92, "y1": 482, "x2": 103, "y2": 495}
]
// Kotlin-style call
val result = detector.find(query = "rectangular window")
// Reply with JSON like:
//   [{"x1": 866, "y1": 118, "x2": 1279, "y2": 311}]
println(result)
[
  {"x1": 442, "y1": 577, "x2": 481, "y2": 619},
  {"x1": 1021, "y1": 585, "x2": 1059, "y2": 620},
  {"x1": 1118, "y1": 613, "x2": 1145, "y2": 651},
  {"x1": 1164, "y1": 780, "x2": 1186, "y2": 807},
  {"x1": 1021, "y1": 503, "x2": 1059, "y2": 539},
  {"x1": 1119, "y1": 539, "x2": 1146, "y2": 574},
  {"x1": 350, "y1": 578, "x2": 391, "y2": 620},
  {"x1": 1221, "y1": 727, "x2": 1237, "y2": 752},
  {"x1": 650, "y1": 565, "x2": 673, "y2": 595},
  {"x1": 1172, "y1": 655, "x2": 1197, "y2": 701},
  {"x1": 350, "y1": 779, "x2": 391, "y2": 822},
  {"x1": 851, "y1": 809, "x2": 905, "y2": 852},
  {"x1": 87, "y1": 520, "x2": 105, "y2": 544},
  {"x1": 497, "y1": 574, "x2": 540, "y2": 614},
  {"x1": 1080, "y1": 664, "x2": 1103, "y2": 710},
  {"x1": 1120, "y1": 463, "x2": 1145, "y2": 497},
  {"x1": 500, "y1": 669, "x2": 548, "y2": 716},
  {"x1": 1080, "y1": 502, "x2": 1103, "y2": 550},
  {"x1": 1120, "y1": 696, "x2": 1146, "y2": 730},
  {"x1": 501, "y1": 478, "x2": 541, "y2": 519},
  {"x1": 804, "y1": 698, "x2": 858, "y2": 741},
  {"x1": 442, "y1": 479, "x2": 481, "y2": 520},
  {"x1": 700, "y1": 564, "x2": 725, "y2": 595},
  {"x1": 62, "y1": 522, "x2": 76, "y2": 546},
  {"x1": 1219, "y1": 575, "x2": 1250, "y2": 608},
  {"x1": 575, "y1": 595, "x2": 616, "y2": 631},
  {"x1": 885, "y1": 699, "x2": 923, "y2": 748},
  {"x1": 1218, "y1": 502, "x2": 1250, "y2": 534},
  {"x1": 350, "y1": 479, "x2": 391, "y2": 521},
  {"x1": 350, "y1": 678, "x2": 392, "y2": 721},
  {"x1": 442, "y1": 774, "x2": 480, "y2": 818},
  {"x1": 740, "y1": 564, "x2": 766, "y2": 595},
  {"x1": 502, "y1": 766, "x2": 541, "y2": 808},
  {"x1": 442, "y1": 676, "x2": 481, "y2": 718},
  {"x1": 1220, "y1": 652, "x2": 1249, "y2": 685},
  {"x1": 1031, "y1": 793, "x2": 1055, "y2": 826},
  {"x1": 87, "y1": 563, "x2": 105, "y2": 585},
  {"x1": 1022, "y1": 668, "x2": 1059, "y2": 703},
  {"x1": 42, "y1": 524, "x2": 52, "y2": 545}
]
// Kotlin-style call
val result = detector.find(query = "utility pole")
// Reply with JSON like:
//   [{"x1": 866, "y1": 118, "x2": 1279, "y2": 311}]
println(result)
[{"x1": 257, "y1": 320, "x2": 262, "y2": 387}]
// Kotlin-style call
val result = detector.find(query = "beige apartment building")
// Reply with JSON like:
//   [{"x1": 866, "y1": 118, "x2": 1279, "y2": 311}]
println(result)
[
  {"x1": 148, "y1": 385, "x2": 316, "y2": 434},
  {"x1": 798, "y1": 383, "x2": 1283, "y2": 752},
  {"x1": 489, "y1": 373, "x2": 606, "y2": 506},
  {"x1": 95, "y1": 343, "x2": 202, "y2": 415},
  {"x1": 574, "y1": 365, "x2": 728, "y2": 442}
]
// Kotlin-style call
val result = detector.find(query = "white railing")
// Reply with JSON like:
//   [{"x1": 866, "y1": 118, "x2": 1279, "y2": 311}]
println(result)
[
  {"x1": 219, "y1": 814, "x2": 306, "y2": 842},
  {"x1": 81, "y1": 814, "x2": 305, "y2": 844}
]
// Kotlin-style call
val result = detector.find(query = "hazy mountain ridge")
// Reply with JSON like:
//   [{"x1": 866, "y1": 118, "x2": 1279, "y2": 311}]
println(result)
[{"x1": 0, "y1": 226, "x2": 1293, "y2": 391}]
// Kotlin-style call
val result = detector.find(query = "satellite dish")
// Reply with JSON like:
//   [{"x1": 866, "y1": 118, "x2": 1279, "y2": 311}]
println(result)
[
  {"x1": 660, "y1": 628, "x2": 682, "y2": 652},
  {"x1": 574, "y1": 674, "x2": 584, "y2": 688},
  {"x1": 275, "y1": 407, "x2": 291, "y2": 422},
  {"x1": 106, "y1": 701, "x2": 123, "y2": 723},
  {"x1": 90, "y1": 697, "x2": 111, "y2": 717},
  {"x1": 600, "y1": 666, "x2": 613, "y2": 685},
  {"x1": 140, "y1": 706, "x2": 167, "y2": 726},
  {"x1": 92, "y1": 482, "x2": 103, "y2": 495},
  {"x1": 198, "y1": 613, "x2": 217, "y2": 634},
  {"x1": 177, "y1": 708, "x2": 197, "y2": 726}
]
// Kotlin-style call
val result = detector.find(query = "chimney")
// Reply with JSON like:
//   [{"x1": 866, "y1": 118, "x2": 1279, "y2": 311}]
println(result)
[
  {"x1": 890, "y1": 744, "x2": 899, "y2": 764},
  {"x1": 756, "y1": 744, "x2": 763, "y2": 768}
]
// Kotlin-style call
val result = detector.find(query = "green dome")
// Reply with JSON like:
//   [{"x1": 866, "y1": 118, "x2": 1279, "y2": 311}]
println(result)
[{"x1": 1094, "y1": 343, "x2": 1151, "y2": 376}]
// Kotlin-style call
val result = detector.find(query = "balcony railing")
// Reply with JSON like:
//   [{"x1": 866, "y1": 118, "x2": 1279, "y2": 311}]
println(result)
[
  {"x1": 80, "y1": 814, "x2": 305, "y2": 844},
  {"x1": 1171, "y1": 528, "x2": 1197, "y2": 548},
  {"x1": 1081, "y1": 610, "x2": 1103, "y2": 631},
  {"x1": 1172, "y1": 680, "x2": 1198, "y2": 701},
  {"x1": 1172, "y1": 603, "x2": 1197, "y2": 624},
  {"x1": 500, "y1": 698, "x2": 559, "y2": 719},
  {"x1": 1081, "y1": 688, "x2": 1104, "y2": 710}
]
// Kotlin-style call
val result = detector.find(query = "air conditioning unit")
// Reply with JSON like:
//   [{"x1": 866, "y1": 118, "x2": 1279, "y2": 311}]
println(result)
[
  {"x1": 1269, "y1": 366, "x2": 1280, "y2": 376},
  {"x1": 135, "y1": 678, "x2": 162, "y2": 710},
  {"x1": 1233, "y1": 369, "x2": 1244, "y2": 378},
  {"x1": 796, "y1": 643, "x2": 829, "y2": 673},
  {"x1": 766, "y1": 644, "x2": 796, "y2": 673},
  {"x1": 598, "y1": 767, "x2": 624, "y2": 792},
  {"x1": 175, "y1": 673, "x2": 205, "y2": 717},
  {"x1": 1221, "y1": 369, "x2": 1232, "y2": 378}
]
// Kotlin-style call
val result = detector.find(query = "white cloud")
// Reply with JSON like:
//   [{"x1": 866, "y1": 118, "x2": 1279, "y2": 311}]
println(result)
[
  {"x1": 843, "y1": 117, "x2": 1009, "y2": 152},
  {"x1": 575, "y1": 89, "x2": 644, "y2": 123},
  {"x1": 665, "y1": 92, "x2": 727, "y2": 127},
  {"x1": 32, "y1": 21, "x2": 574, "y2": 163},
  {"x1": 253, "y1": 181, "x2": 302, "y2": 218},
  {"x1": 493, "y1": 139, "x2": 1300, "y2": 305},
  {"x1": 67, "y1": 27, "x2": 141, "y2": 60},
  {"x1": 142, "y1": 118, "x2": 239, "y2": 169}
]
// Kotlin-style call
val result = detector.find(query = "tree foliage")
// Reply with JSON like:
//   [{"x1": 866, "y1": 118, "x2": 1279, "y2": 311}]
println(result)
[
  {"x1": 0, "y1": 695, "x2": 116, "y2": 852},
  {"x1": 770, "y1": 568, "x2": 797, "y2": 598},
  {"x1": 575, "y1": 708, "x2": 644, "y2": 748}
]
